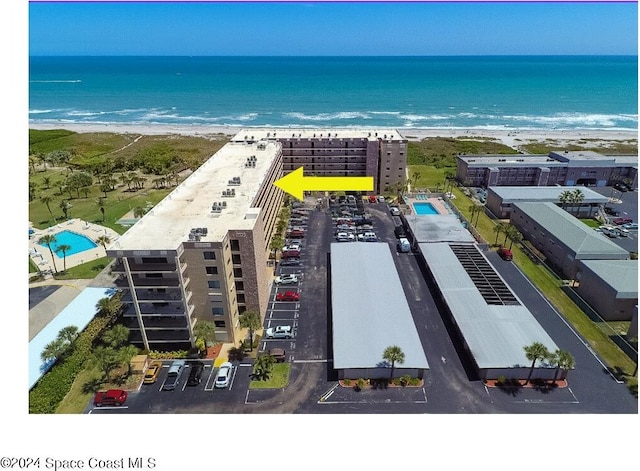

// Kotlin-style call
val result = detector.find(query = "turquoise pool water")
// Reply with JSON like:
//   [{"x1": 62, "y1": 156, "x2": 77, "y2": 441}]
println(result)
[
  {"x1": 413, "y1": 202, "x2": 439, "y2": 215},
  {"x1": 39, "y1": 230, "x2": 98, "y2": 256}
]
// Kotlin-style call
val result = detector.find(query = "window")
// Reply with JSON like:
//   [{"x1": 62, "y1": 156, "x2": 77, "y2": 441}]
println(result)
[
  {"x1": 212, "y1": 307, "x2": 224, "y2": 316},
  {"x1": 235, "y1": 281, "x2": 244, "y2": 291},
  {"x1": 232, "y1": 254, "x2": 241, "y2": 264},
  {"x1": 141, "y1": 257, "x2": 167, "y2": 264},
  {"x1": 233, "y1": 267, "x2": 243, "y2": 278},
  {"x1": 204, "y1": 252, "x2": 216, "y2": 260},
  {"x1": 205, "y1": 266, "x2": 218, "y2": 275},
  {"x1": 208, "y1": 280, "x2": 220, "y2": 289},
  {"x1": 230, "y1": 239, "x2": 240, "y2": 251},
  {"x1": 214, "y1": 320, "x2": 226, "y2": 328},
  {"x1": 146, "y1": 273, "x2": 162, "y2": 278},
  {"x1": 236, "y1": 293, "x2": 245, "y2": 304}
]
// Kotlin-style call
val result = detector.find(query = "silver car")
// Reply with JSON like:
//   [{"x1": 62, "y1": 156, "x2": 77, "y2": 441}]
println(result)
[{"x1": 214, "y1": 362, "x2": 233, "y2": 389}]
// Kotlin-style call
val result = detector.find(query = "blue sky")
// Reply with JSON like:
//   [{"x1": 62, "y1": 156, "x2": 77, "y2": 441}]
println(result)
[{"x1": 29, "y1": 1, "x2": 638, "y2": 56}]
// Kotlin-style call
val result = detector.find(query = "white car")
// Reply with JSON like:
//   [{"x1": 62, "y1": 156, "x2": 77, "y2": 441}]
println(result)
[
  {"x1": 336, "y1": 232, "x2": 355, "y2": 242},
  {"x1": 214, "y1": 362, "x2": 233, "y2": 389},
  {"x1": 389, "y1": 207, "x2": 401, "y2": 216},
  {"x1": 357, "y1": 232, "x2": 377, "y2": 242},
  {"x1": 275, "y1": 274, "x2": 299, "y2": 285},
  {"x1": 265, "y1": 325, "x2": 293, "y2": 339},
  {"x1": 282, "y1": 244, "x2": 301, "y2": 252}
]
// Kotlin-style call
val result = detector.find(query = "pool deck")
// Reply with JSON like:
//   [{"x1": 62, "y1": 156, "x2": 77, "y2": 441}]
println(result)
[
  {"x1": 29, "y1": 219, "x2": 121, "y2": 274},
  {"x1": 405, "y1": 195, "x2": 450, "y2": 215}
]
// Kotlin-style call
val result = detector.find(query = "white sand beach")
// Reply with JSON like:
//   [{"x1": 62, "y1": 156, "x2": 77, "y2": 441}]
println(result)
[{"x1": 29, "y1": 122, "x2": 637, "y2": 149}]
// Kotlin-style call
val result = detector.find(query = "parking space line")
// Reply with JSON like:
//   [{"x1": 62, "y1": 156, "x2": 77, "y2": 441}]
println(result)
[{"x1": 204, "y1": 366, "x2": 216, "y2": 391}]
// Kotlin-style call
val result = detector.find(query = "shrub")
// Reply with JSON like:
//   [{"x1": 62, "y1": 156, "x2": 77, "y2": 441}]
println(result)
[
  {"x1": 409, "y1": 377, "x2": 421, "y2": 386},
  {"x1": 497, "y1": 375, "x2": 507, "y2": 386},
  {"x1": 342, "y1": 379, "x2": 351, "y2": 386},
  {"x1": 356, "y1": 378, "x2": 366, "y2": 389}
]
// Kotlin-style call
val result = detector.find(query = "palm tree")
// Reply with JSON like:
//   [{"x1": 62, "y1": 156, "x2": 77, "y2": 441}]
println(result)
[
  {"x1": 38, "y1": 234, "x2": 58, "y2": 273},
  {"x1": 28, "y1": 180, "x2": 37, "y2": 202},
  {"x1": 193, "y1": 320, "x2": 216, "y2": 346},
  {"x1": 502, "y1": 223, "x2": 515, "y2": 246},
  {"x1": 91, "y1": 345, "x2": 121, "y2": 381},
  {"x1": 493, "y1": 222, "x2": 507, "y2": 246},
  {"x1": 56, "y1": 244, "x2": 71, "y2": 272},
  {"x1": 40, "y1": 337, "x2": 67, "y2": 363},
  {"x1": 133, "y1": 206, "x2": 147, "y2": 219},
  {"x1": 102, "y1": 324, "x2": 130, "y2": 349},
  {"x1": 571, "y1": 189, "x2": 585, "y2": 216},
  {"x1": 42, "y1": 175, "x2": 52, "y2": 189},
  {"x1": 239, "y1": 310, "x2": 261, "y2": 351},
  {"x1": 96, "y1": 235, "x2": 111, "y2": 251},
  {"x1": 96, "y1": 294, "x2": 123, "y2": 320},
  {"x1": 58, "y1": 199, "x2": 71, "y2": 219},
  {"x1": 269, "y1": 235, "x2": 284, "y2": 260},
  {"x1": 96, "y1": 198, "x2": 106, "y2": 222},
  {"x1": 548, "y1": 349, "x2": 576, "y2": 385},
  {"x1": 524, "y1": 342, "x2": 550, "y2": 385},
  {"x1": 382, "y1": 345, "x2": 405, "y2": 380},
  {"x1": 40, "y1": 194, "x2": 55, "y2": 222},
  {"x1": 558, "y1": 190, "x2": 572, "y2": 211},
  {"x1": 508, "y1": 228, "x2": 523, "y2": 250},
  {"x1": 252, "y1": 353, "x2": 276, "y2": 381}
]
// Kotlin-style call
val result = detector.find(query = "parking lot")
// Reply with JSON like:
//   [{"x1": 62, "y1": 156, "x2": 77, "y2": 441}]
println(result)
[{"x1": 90, "y1": 192, "x2": 638, "y2": 414}]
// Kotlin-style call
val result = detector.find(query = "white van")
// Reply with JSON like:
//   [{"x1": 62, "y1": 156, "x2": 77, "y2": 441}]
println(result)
[{"x1": 397, "y1": 238, "x2": 410, "y2": 253}]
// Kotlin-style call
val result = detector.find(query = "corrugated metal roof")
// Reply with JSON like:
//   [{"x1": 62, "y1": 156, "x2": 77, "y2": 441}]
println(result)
[
  {"x1": 419, "y1": 243, "x2": 558, "y2": 369},
  {"x1": 513, "y1": 202, "x2": 630, "y2": 257},
  {"x1": 578, "y1": 260, "x2": 638, "y2": 298},
  {"x1": 330, "y1": 243, "x2": 429, "y2": 370}
]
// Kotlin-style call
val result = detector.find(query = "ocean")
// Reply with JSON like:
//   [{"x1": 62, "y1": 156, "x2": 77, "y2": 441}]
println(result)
[{"x1": 28, "y1": 56, "x2": 638, "y2": 131}]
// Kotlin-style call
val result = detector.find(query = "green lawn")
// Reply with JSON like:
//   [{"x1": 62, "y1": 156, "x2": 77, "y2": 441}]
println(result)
[
  {"x1": 53, "y1": 257, "x2": 111, "y2": 280},
  {"x1": 407, "y1": 165, "x2": 450, "y2": 191},
  {"x1": 581, "y1": 218, "x2": 601, "y2": 228},
  {"x1": 452, "y1": 186, "x2": 637, "y2": 383},
  {"x1": 249, "y1": 363, "x2": 291, "y2": 389}
]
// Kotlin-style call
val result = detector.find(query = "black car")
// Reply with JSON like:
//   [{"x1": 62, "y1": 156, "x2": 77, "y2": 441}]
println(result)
[
  {"x1": 614, "y1": 182, "x2": 628, "y2": 192},
  {"x1": 604, "y1": 206, "x2": 620, "y2": 216},
  {"x1": 186, "y1": 361, "x2": 205, "y2": 386},
  {"x1": 279, "y1": 258, "x2": 301, "y2": 266}
]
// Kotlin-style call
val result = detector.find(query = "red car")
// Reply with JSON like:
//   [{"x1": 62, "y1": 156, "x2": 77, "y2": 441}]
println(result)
[
  {"x1": 613, "y1": 217, "x2": 633, "y2": 225},
  {"x1": 276, "y1": 291, "x2": 300, "y2": 302},
  {"x1": 93, "y1": 389, "x2": 128, "y2": 407},
  {"x1": 497, "y1": 247, "x2": 513, "y2": 261},
  {"x1": 368, "y1": 195, "x2": 377, "y2": 203},
  {"x1": 286, "y1": 229, "x2": 305, "y2": 238},
  {"x1": 281, "y1": 249, "x2": 301, "y2": 259}
]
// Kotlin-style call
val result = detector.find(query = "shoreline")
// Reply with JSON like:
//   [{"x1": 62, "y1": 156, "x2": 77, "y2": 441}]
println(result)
[{"x1": 29, "y1": 121, "x2": 638, "y2": 149}]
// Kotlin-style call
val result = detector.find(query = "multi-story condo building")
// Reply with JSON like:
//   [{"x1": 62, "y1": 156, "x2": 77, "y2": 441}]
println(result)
[
  {"x1": 108, "y1": 140, "x2": 283, "y2": 350},
  {"x1": 231, "y1": 129, "x2": 407, "y2": 194},
  {"x1": 457, "y1": 150, "x2": 637, "y2": 189}
]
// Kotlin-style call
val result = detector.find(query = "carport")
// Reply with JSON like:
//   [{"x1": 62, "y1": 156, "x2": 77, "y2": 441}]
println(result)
[
  {"x1": 330, "y1": 243, "x2": 429, "y2": 380},
  {"x1": 418, "y1": 242, "x2": 561, "y2": 381}
]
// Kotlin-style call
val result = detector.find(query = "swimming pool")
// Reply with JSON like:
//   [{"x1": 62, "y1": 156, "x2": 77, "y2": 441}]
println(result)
[
  {"x1": 39, "y1": 230, "x2": 98, "y2": 257},
  {"x1": 413, "y1": 202, "x2": 439, "y2": 216}
]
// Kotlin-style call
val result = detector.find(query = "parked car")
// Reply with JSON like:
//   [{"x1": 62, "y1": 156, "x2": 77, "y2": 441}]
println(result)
[
  {"x1": 286, "y1": 229, "x2": 305, "y2": 238},
  {"x1": 336, "y1": 224, "x2": 353, "y2": 231},
  {"x1": 282, "y1": 244, "x2": 301, "y2": 252},
  {"x1": 336, "y1": 232, "x2": 355, "y2": 242},
  {"x1": 276, "y1": 291, "x2": 300, "y2": 302},
  {"x1": 265, "y1": 325, "x2": 293, "y2": 339},
  {"x1": 187, "y1": 361, "x2": 205, "y2": 386},
  {"x1": 143, "y1": 360, "x2": 163, "y2": 384},
  {"x1": 617, "y1": 226, "x2": 630, "y2": 237},
  {"x1": 614, "y1": 182, "x2": 629, "y2": 192},
  {"x1": 394, "y1": 225, "x2": 406, "y2": 239},
  {"x1": 161, "y1": 359, "x2": 186, "y2": 391},
  {"x1": 603, "y1": 206, "x2": 620, "y2": 216},
  {"x1": 377, "y1": 196, "x2": 386, "y2": 203},
  {"x1": 214, "y1": 362, "x2": 233, "y2": 389},
  {"x1": 275, "y1": 274, "x2": 299, "y2": 285},
  {"x1": 357, "y1": 232, "x2": 377, "y2": 242},
  {"x1": 279, "y1": 258, "x2": 301, "y2": 266},
  {"x1": 389, "y1": 207, "x2": 401, "y2": 216},
  {"x1": 281, "y1": 249, "x2": 301, "y2": 259},
  {"x1": 268, "y1": 348, "x2": 287, "y2": 362},
  {"x1": 397, "y1": 237, "x2": 411, "y2": 253},
  {"x1": 497, "y1": 247, "x2": 513, "y2": 261},
  {"x1": 623, "y1": 222, "x2": 638, "y2": 230},
  {"x1": 368, "y1": 195, "x2": 377, "y2": 203},
  {"x1": 94, "y1": 389, "x2": 127, "y2": 407},
  {"x1": 613, "y1": 217, "x2": 633, "y2": 225}
]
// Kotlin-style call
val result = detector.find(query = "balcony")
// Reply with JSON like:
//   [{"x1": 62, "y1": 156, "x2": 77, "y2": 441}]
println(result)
[
  {"x1": 123, "y1": 316, "x2": 189, "y2": 330},
  {"x1": 111, "y1": 260, "x2": 178, "y2": 273}
]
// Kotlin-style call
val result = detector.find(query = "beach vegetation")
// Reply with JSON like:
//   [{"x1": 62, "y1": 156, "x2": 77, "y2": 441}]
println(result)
[
  {"x1": 407, "y1": 137, "x2": 516, "y2": 167},
  {"x1": 520, "y1": 140, "x2": 637, "y2": 155}
]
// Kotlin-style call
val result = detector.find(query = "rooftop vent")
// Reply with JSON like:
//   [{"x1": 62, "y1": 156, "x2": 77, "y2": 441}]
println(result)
[
  {"x1": 222, "y1": 188, "x2": 236, "y2": 198},
  {"x1": 228, "y1": 176, "x2": 241, "y2": 185},
  {"x1": 211, "y1": 202, "x2": 226, "y2": 213}
]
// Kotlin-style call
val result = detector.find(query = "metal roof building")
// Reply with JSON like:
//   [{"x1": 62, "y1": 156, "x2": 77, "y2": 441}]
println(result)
[
  {"x1": 405, "y1": 214, "x2": 475, "y2": 244},
  {"x1": 486, "y1": 186, "x2": 608, "y2": 219},
  {"x1": 575, "y1": 259, "x2": 638, "y2": 321},
  {"x1": 330, "y1": 242, "x2": 429, "y2": 379},
  {"x1": 419, "y1": 242, "x2": 559, "y2": 380},
  {"x1": 511, "y1": 202, "x2": 629, "y2": 278}
]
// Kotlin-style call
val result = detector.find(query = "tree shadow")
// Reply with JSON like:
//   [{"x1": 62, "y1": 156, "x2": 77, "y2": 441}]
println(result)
[
  {"x1": 495, "y1": 380, "x2": 524, "y2": 397},
  {"x1": 81, "y1": 377, "x2": 104, "y2": 394},
  {"x1": 91, "y1": 263, "x2": 106, "y2": 272}
]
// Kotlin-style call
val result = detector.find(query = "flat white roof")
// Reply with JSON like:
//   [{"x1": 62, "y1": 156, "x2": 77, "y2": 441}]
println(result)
[
  {"x1": 231, "y1": 128, "x2": 405, "y2": 141},
  {"x1": 419, "y1": 243, "x2": 558, "y2": 369},
  {"x1": 111, "y1": 141, "x2": 280, "y2": 251},
  {"x1": 330, "y1": 242, "x2": 429, "y2": 370},
  {"x1": 488, "y1": 186, "x2": 608, "y2": 203}
]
